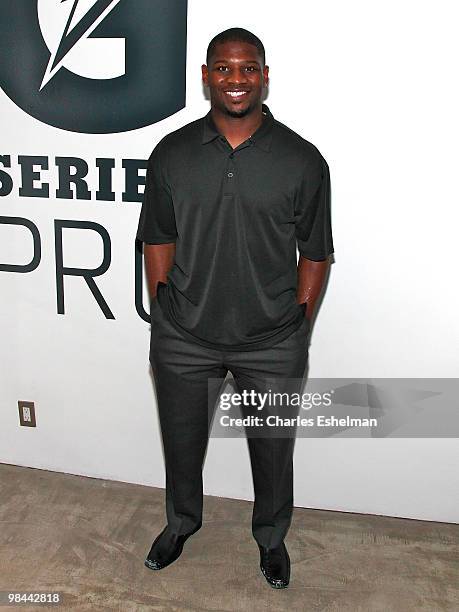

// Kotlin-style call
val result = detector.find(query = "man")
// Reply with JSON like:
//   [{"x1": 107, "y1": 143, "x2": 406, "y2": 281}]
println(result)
[{"x1": 136, "y1": 27, "x2": 334, "y2": 589}]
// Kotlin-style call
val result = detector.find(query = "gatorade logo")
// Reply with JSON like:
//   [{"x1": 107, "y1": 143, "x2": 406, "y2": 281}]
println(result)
[{"x1": 0, "y1": 0, "x2": 188, "y2": 133}]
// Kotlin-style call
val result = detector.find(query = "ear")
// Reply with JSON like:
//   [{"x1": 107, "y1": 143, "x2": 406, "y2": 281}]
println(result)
[
  {"x1": 201, "y1": 64, "x2": 209, "y2": 87},
  {"x1": 263, "y1": 65, "x2": 269, "y2": 88}
]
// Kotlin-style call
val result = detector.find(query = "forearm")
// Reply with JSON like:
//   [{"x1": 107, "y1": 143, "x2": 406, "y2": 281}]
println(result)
[
  {"x1": 144, "y1": 243, "x2": 176, "y2": 298},
  {"x1": 296, "y1": 255, "x2": 330, "y2": 320}
]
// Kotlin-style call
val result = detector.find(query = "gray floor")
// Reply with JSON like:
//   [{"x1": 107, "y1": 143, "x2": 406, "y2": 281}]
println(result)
[{"x1": 0, "y1": 463, "x2": 458, "y2": 612}]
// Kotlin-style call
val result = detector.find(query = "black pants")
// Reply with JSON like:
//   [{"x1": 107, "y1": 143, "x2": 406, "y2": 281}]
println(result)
[{"x1": 149, "y1": 298, "x2": 309, "y2": 549}]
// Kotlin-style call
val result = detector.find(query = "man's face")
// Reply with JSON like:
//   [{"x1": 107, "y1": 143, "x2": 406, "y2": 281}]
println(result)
[{"x1": 202, "y1": 41, "x2": 269, "y2": 118}]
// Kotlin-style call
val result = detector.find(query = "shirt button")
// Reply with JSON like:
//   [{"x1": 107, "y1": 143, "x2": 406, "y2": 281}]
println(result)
[{"x1": 227, "y1": 172, "x2": 234, "y2": 178}]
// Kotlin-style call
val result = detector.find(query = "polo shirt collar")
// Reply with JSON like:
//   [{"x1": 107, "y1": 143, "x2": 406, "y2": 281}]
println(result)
[{"x1": 202, "y1": 103, "x2": 274, "y2": 152}]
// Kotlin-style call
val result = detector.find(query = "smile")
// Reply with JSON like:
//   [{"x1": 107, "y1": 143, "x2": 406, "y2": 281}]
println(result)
[{"x1": 224, "y1": 91, "x2": 249, "y2": 99}]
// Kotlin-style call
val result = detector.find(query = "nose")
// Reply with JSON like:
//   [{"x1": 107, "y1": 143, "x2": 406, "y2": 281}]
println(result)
[{"x1": 226, "y1": 67, "x2": 249, "y2": 86}]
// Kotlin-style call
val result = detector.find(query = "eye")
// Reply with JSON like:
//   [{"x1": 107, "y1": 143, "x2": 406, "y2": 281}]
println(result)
[
  {"x1": 216, "y1": 66, "x2": 228, "y2": 71},
  {"x1": 245, "y1": 66, "x2": 257, "y2": 72}
]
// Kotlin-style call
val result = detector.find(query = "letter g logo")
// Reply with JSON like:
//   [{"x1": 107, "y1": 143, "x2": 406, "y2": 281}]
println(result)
[{"x1": 0, "y1": 0, "x2": 187, "y2": 133}]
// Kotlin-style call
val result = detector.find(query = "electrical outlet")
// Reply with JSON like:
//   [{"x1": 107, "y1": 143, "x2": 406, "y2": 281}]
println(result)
[{"x1": 18, "y1": 401, "x2": 36, "y2": 427}]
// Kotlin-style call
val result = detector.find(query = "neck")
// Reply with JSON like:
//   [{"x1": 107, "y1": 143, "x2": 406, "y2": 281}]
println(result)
[{"x1": 210, "y1": 103, "x2": 264, "y2": 143}]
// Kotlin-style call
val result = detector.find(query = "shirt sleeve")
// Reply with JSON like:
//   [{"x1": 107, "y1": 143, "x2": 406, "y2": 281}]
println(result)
[
  {"x1": 294, "y1": 151, "x2": 334, "y2": 261},
  {"x1": 136, "y1": 138, "x2": 178, "y2": 244}
]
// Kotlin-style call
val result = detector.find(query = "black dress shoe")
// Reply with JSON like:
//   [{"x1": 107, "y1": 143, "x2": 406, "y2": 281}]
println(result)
[
  {"x1": 258, "y1": 541, "x2": 290, "y2": 588},
  {"x1": 144, "y1": 524, "x2": 201, "y2": 570}
]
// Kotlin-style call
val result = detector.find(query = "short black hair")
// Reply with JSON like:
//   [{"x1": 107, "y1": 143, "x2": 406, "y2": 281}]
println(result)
[{"x1": 206, "y1": 27, "x2": 265, "y2": 67}]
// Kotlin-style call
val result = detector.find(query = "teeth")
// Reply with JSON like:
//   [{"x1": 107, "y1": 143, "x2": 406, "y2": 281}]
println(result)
[{"x1": 225, "y1": 91, "x2": 247, "y2": 98}]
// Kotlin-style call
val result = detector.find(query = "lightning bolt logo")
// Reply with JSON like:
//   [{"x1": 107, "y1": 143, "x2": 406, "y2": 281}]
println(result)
[{"x1": 40, "y1": 0, "x2": 123, "y2": 90}]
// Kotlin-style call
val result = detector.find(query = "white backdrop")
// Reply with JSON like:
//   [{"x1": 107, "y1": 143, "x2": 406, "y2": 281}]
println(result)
[{"x1": 1, "y1": 0, "x2": 458, "y2": 523}]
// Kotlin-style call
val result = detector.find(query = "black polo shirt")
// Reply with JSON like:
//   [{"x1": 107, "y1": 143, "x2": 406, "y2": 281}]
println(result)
[{"x1": 136, "y1": 103, "x2": 334, "y2": 351}]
